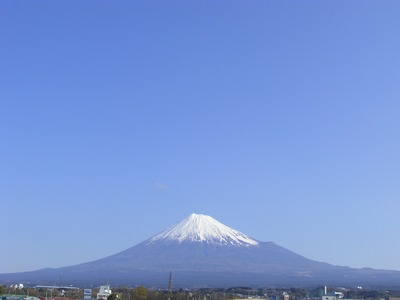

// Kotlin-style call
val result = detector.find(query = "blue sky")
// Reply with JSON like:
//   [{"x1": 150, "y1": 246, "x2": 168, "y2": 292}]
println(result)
[{"x1": 1, "y1": 1, "x2": 400, "y2": 274}]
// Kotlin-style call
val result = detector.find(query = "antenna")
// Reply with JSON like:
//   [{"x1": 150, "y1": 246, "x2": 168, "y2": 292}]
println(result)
[{"x1": 168, "y1": 271, "x2": 172, "y2": 296}]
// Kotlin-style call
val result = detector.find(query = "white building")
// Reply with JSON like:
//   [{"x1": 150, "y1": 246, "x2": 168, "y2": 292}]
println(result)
[{"x1": 97, "y1": 285, "x2": 112, "y2": 300}]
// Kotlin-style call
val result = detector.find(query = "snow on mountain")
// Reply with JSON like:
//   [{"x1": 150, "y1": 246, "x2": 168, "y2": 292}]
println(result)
[{"x1": 148, "y1": 213, "x2": 259, "y2": 246}]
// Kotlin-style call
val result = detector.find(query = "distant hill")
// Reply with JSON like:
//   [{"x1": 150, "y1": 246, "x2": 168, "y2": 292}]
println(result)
[{"x1": 1, "y1": 213, "x2": 400, "y2": 288}]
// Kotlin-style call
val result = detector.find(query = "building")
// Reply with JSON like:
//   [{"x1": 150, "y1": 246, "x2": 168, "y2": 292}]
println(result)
[{"x1": 97, "y1": 286, "x2": 112, "y2": 300}]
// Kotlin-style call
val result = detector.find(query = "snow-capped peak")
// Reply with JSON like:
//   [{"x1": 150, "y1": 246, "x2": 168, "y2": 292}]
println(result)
[{"x1": 149, "y1": 213, "x2": 259, "y2": 246}]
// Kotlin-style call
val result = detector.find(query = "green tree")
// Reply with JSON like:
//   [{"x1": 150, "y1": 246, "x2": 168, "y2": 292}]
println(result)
[
  {"x1": 131, "y1": 287, "x2": 148, "y2": 300},
  {"x1": 108, "y1": 294, "x2": 119, "y2": 300}
]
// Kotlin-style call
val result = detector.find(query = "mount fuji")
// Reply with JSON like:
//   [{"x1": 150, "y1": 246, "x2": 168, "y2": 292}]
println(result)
[{"x1": 2, "y1": 213, "x2": 400, "y2": 288}]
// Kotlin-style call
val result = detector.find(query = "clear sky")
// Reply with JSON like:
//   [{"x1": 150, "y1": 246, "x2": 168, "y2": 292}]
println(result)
[{"x1": 1, "y1": 1, "x2": 400, "y2": 274}]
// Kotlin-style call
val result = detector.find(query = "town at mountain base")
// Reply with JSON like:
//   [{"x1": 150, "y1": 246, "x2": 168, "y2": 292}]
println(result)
[{"x1": 1, "y1": 214, "x2": 400, "y2": 288}]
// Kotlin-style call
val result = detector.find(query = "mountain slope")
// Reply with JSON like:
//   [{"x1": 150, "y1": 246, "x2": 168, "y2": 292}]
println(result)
[{"x1": 75, "y1": 213, "x2": 325, "y2": 272}]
